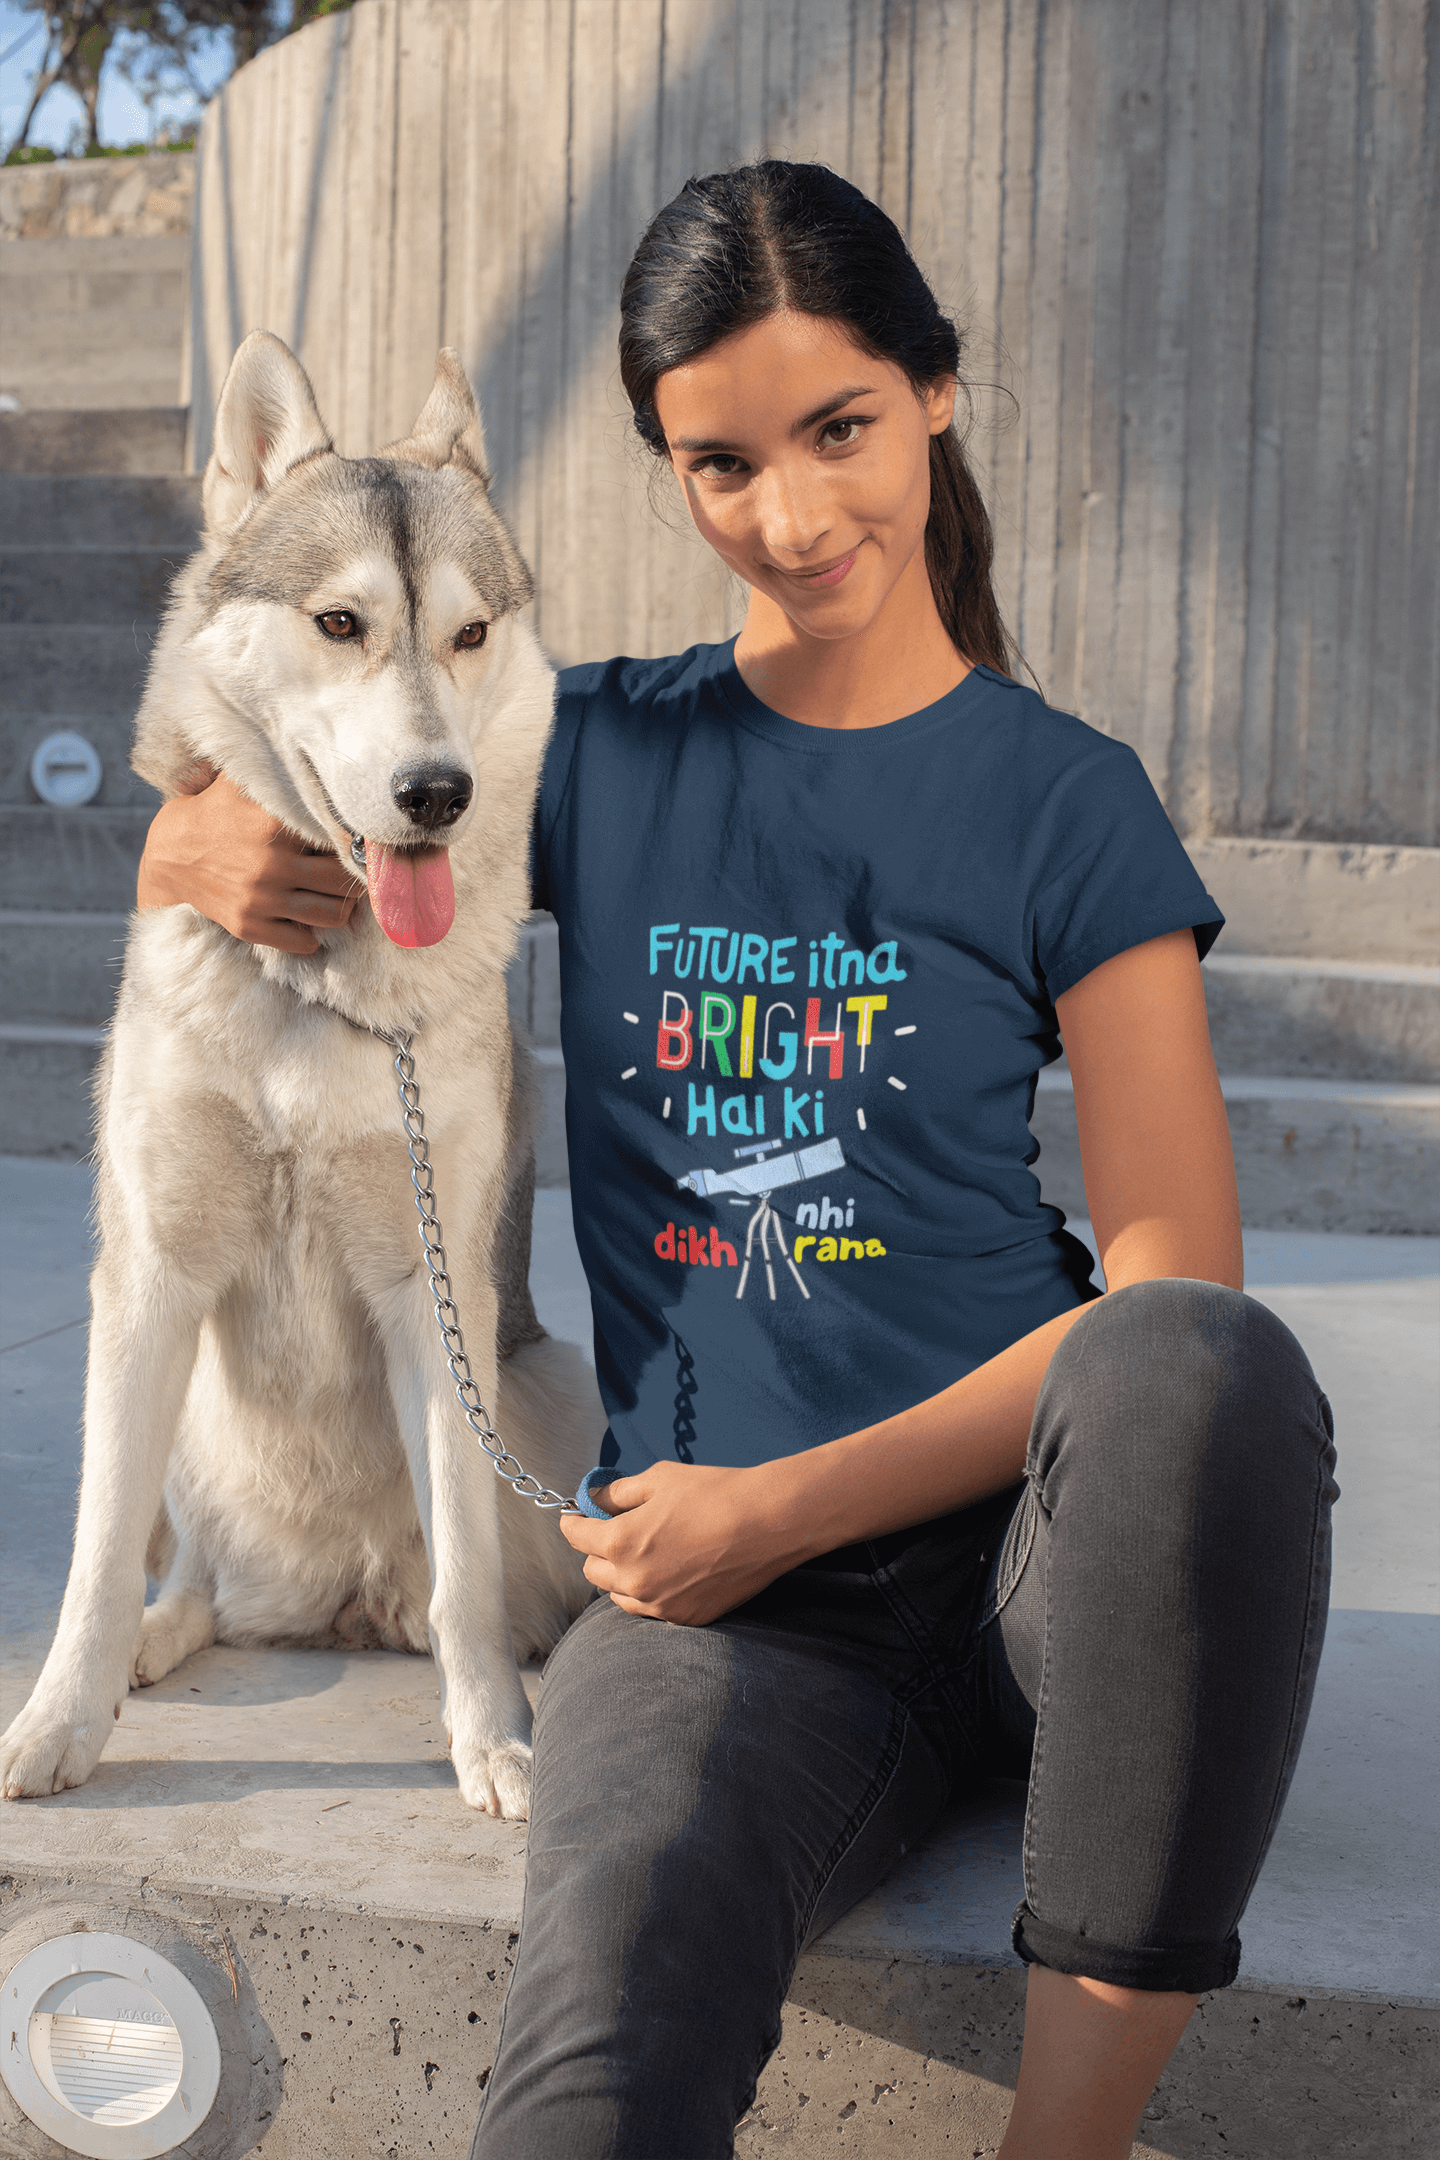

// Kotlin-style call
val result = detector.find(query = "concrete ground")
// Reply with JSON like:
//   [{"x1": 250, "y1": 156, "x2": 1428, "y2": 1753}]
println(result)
[{"x1": 1, "y1": 1160, "x2": 1436, "y2": 2157}]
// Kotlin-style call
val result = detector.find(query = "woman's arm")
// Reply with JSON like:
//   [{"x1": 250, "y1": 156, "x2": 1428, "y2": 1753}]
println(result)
[
  {"x1": 136, "y1": 768, "x2": 361, "y2": 954},
  {"x1": 563, "y1": 927, "x2": 1241, "y2": 1623}
]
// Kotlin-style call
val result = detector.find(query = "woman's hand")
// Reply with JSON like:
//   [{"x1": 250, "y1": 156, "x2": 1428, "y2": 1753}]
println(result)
[
  {"x1": 136, "y1": 765, "x2": 362, "y2": 955},
  {"x1": 560, "y1": 1461, "x2": 810, "y2": 1626}
]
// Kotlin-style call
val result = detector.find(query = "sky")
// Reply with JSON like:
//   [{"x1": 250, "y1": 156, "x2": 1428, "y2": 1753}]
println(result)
[{"x1": 0, "y1": 3, "x2": 236, "y2": 156}]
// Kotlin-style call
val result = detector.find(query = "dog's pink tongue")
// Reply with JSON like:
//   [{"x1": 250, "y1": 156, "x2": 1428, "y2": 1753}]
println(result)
[{"x1": 366, "y1": 843, "x2": 455, "y2": 948}]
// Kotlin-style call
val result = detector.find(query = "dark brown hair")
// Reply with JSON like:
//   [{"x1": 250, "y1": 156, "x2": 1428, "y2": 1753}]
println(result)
[{"x1": 618, "y1": 159, "x2": 1014, "y2": 677}]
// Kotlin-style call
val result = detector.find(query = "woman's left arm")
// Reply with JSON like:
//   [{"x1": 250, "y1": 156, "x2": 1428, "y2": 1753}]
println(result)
[{"x1": 564, "y1": 928, "x2": 1241, "y2": 1623}]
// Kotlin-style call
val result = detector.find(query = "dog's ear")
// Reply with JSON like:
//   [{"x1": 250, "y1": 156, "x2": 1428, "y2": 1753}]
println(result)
[
  {"x1": 383, "y1": 350, "x2": 491, "y2": 482},
  {"x1": 204, "y1": 331, "x2": 333, "y2": 537}
]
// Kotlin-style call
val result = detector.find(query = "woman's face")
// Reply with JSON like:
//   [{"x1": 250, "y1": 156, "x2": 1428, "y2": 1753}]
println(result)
[{"x1": 653, "y1": 311, "x2": 956, "y2": 643}]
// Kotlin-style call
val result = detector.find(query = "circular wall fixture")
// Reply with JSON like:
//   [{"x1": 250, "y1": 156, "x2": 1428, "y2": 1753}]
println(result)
[
  {"x1": 1, "y1": 1933, "x2": 221, "y2": 2159},
  {"x1": 31, "y1": 731, "x2": 104, "y2": 808}
]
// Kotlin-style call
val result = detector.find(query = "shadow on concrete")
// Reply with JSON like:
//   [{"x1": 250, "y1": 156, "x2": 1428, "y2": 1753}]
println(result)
[
  {"x1": 25, "y1": 1755, "x2": 461, "y2": 1809},
  {"x1": 2, "y1": 1640, "x2": 429, "y2": 1718},
  {"x1": 135, "y1": 1640, "x2": 436, "y2": 1706}
]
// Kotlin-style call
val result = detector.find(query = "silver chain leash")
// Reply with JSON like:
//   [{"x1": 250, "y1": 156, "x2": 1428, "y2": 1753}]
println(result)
[{"x1": 374, "y1": 1025, "x2": 578, "y2": 1512}]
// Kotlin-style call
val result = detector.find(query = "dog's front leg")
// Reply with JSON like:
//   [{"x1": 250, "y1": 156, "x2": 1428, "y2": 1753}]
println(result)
[
  {"x1": 380, "y1": 1272, "x2": 535, "y2": 1819},
  {"x1": 0, "y1": 1252, "x2": 205, "y2": 1798}
]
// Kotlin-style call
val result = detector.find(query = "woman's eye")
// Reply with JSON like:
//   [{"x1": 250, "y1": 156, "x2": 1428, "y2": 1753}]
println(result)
[
  {"x1": 693, "y1": 454, "x2": 744, "y2": 478},
  {"x1": 316, "y1": 610, "x2": 358, "y2": 639},
  {"x1": 456, "y1": 620, "x2": 488, "y2": 649},
  {"x1": 820, "y1": 418, "x2": 867, "y2": 448}
]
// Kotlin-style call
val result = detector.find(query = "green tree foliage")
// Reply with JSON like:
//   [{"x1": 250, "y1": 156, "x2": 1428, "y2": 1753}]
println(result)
[{"x1": 4, "y1": 0, "x2": 355, "y2": 161}]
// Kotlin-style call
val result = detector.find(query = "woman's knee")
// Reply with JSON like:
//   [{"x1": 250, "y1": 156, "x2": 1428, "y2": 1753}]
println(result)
[{"x1": 1031, "y1": 1276, "x2": 1337, "y2": 1534}]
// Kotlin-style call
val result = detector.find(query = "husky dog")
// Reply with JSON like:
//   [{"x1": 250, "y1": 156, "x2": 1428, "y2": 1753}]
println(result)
[{"x1": 0, "y1": 332, "x2": 601, "y2": 1820}]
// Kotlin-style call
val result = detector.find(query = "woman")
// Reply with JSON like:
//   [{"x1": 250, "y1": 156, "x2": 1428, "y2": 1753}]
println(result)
[{"x1": 137, "y1": 162, "x2": 1336, "y2": 2159}]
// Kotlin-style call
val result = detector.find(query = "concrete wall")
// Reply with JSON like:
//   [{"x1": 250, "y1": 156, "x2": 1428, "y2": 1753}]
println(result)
[
  {"x1": 0, "y1": 149, "x2": 196, "y2": 242},
  {"x1": 186, "y1": 0, "x2": 1437, "y2": 848}
]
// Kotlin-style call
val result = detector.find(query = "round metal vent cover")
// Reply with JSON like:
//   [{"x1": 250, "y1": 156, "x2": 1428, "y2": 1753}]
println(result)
[
  {"x1": 30, "y1": 731, "x2": 104, "y2": 808},
  {"x1": 1, "y1": 1932, "x2": 221, "y2": 2158}
]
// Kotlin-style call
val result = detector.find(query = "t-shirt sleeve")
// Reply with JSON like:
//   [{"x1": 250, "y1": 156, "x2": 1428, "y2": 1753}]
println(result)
[{"x1": 1032, "y1": 740, "x2": 1225, "y2": 1002}]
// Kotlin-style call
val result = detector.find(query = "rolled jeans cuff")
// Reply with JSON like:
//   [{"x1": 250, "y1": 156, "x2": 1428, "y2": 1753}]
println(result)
[{"x1": 1011, "y1": 1901, "x2": 1242, "y2": 1995}]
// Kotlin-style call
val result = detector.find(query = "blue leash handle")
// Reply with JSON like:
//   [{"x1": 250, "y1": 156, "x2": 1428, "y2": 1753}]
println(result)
[{"x1": 573, "y1": 1466, "x2": 615, "y2": 1519}]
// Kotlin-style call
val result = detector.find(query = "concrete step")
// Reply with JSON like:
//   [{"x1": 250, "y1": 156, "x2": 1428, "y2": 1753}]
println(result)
[
  {"x1": 0, "y1": 1024, "x2": 106, "y2": 1154},
  {"x1": 1188, "y1": 837, "x2": 1439, "y2": 966},
  {"x1": 1203, "y1": 953, "x2": 1440, "y2": 1082},
  {"x1": 0, "y1": 904, "x2": 564, "y2": 1157},
  {"x1": 0, "y1": 623, "x2": 158, "y2": 724},
  {"x1": 0, "y1": 406, "x2": 187, "y2": 475},
  {"x1": 0, "y1": 545, "x2": 188, "y2": 623},
  {"x1": 0, "y1": 910, "x2": 129, "y2": 1025},
  {"x1": 532, "y1": 1046, "x2": 567, "y2": 1187},
  {"x1": 0, "y1": 901, "x2": 561, "y2": 1037},
  {"x1": 1, "y1": 709, "x2": 159, "y2": 809},
  {"x1": 0, "y1": 233, "x2": 188, "y2": 411},
  {"x1": 0, "y1": 471, "x2": 203, "y2": 550},
  {"x1": 505, "y1": 915, "x2": 562, "y2": 1047},
  {"x1": 0, "y1": 1026, "x2": 568, "y2": 1170},
  {"x1": 506, "y1": 918, "x2": 565, "y2": 1182},
  {"x1": 1031, "y1": 1069, "x2": 1440, "y2": 1235},
  {"x1": 0, "y1": 804, "x2": 152, "y2": 910}
]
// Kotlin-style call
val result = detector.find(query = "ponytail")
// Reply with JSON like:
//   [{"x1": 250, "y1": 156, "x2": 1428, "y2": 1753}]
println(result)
[{"x1": 926, "y1": 431, "x2": 1012, "y2": 675}]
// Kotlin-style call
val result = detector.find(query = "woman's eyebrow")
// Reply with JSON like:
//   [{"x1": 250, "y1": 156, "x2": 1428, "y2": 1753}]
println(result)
[
  {"x1": 793, "y1": 387, "x2": 877, "y2": 434},
  {"x1": 669, "y1": 387, "x2": 878, "y2": 456}
]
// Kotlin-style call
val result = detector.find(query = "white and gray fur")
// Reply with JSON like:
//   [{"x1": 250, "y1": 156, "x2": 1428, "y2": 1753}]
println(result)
[{"x1": 0, "y1": 332, "x2": 602, "y2": 1821}]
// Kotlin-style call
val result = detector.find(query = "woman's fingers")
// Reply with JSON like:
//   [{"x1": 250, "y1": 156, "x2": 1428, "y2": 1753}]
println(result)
[
  {"x1": 566, "y1": 1518, "x2": 654, "y2": 1600},
  {"x1": 579, "y1": 1553, "x2": 669, "y2": 1619},
  {"x1": 137, "y1": 771, "x2": 364, "y2": 950},
  {"x1": 235, "y1": 915, "x2": 324, "y2": 956},
  {"x1": 560, "y1": 1512, "x2": 618, "y2": 1556},
  {"x1": 278, "y1": 873, "x2": 361, "y2": 925},
  {"x1": 589, "y1": 1474, "x2": 647, "y2": 1513}
]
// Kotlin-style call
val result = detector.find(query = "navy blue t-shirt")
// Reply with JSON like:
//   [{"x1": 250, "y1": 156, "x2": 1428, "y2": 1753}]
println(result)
[{"x1": 532, "y1": 641, "x2": 1223, "y2": 1480}]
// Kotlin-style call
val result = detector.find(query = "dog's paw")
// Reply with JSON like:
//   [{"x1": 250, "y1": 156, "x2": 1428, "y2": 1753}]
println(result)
[
  {"x1": 0, "y1": 1704, "x2": 111, "y2": 1799},
  {"x1": 132, "y1": 1596, "x2": 214, "y2": 1687},
  {"x1": 451, "y1": 1736, "x2": 533, "y2": 1820}
]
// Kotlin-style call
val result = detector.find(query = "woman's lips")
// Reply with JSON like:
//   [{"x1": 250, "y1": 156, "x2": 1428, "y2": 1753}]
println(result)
[{"x1": 781, "y1": 547, "x2": 859, "y2": 590}]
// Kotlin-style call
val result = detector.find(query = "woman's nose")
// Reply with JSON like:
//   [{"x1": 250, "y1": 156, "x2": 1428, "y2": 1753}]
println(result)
[{"x1": 754, "y1": 462, "x2": 831, "y2": 560}]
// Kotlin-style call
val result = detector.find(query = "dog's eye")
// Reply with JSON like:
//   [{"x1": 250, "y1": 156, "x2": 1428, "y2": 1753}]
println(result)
[
  {"x1": 456, "y1": 621, "x2": 488, "y2": 650},
  {"x1": 316, "y1": 611, "x2": 358, "y2": 639}
]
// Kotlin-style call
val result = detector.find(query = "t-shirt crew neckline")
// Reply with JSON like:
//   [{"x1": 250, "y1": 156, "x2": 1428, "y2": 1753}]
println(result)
[{"x1": 713, "y1": 636, "x2": 996, "y2": 753}]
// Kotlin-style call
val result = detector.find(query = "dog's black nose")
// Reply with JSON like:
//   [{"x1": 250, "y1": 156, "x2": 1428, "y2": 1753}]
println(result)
[{"x1": 392, "y1": 766, "x2": 473, "y2": 829}]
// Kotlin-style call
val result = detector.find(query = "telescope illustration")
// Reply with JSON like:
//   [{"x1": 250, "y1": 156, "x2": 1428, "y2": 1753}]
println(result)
[
  {"x1": 676, "y1": 1136, "x2": 845, "y2": 1199},
  {"x1": 676, "y1": 1138, "x2": 846, "y2": 1302}
]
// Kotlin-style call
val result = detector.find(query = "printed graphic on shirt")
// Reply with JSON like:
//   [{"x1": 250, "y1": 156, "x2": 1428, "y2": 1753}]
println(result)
[{"x1": 620, "y1": 921, "x2": 915, "y2": 1307}]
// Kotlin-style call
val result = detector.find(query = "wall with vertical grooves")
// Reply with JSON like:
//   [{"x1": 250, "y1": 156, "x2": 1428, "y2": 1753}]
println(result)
[{"x1": 186, "y1": 0, "x2": 1438, "y2": 845}]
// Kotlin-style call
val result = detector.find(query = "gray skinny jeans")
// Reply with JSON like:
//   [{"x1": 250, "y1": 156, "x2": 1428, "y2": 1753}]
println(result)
[{"x1": 470, "y1": 1279, "x2": 1338, "y2": 2160}]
